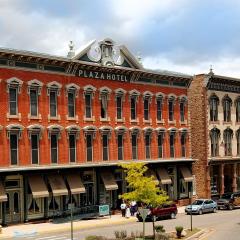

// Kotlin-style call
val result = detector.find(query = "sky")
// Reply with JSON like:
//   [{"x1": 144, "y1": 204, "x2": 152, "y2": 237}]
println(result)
[{"x1": 1, "y1": 0, "x2": 240, "y2": 77}]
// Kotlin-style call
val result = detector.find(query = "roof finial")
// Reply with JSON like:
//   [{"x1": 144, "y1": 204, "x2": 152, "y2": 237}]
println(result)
[
  {"x1": 136, "y1": 52, "x2": 142, "y2": 65},
  {"x1": 67, "y1": 40, "x2": 75, "y2": 58},
  {"x1": 209, "y1": 64, "x2": 214, "y2": 75}
]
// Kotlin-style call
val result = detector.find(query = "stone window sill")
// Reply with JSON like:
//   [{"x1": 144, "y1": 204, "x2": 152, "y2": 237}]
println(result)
[
  {"x1": 223, "y1": 121, "x2": 232, "y2": 125},
  {"x1": 168, "y1": 120, "x2": 176, "y2": 125},
  {"x1": 66, "y1": 115, "x2": 79, "y2": 123},
  {"x1": 130, "y1": 118, "x2": 139, "y2": 124},
  {"x1": 115, "y1": 117, "x2": 125, "y2": 123},
  {"x1": 28, "y1": 114, "x2": 42, "y2": 122},
  {"x1": 48, "y1": 114, "x2": 61, "y2": 122},
  {"x1": 100, "y1": 117, "x2": 110, "y2": 122},
  {"x1": 180, "y1": 120, "x2": 188, "y2": 125},
  {"x1": 84, "y1": 116, "x2": 96, "y2": 122},
  {"x1": 156, "y1": 119, "x2": 165, "y2": 125},
  {"x1": 143, "y1": 119, "x2": 152, "y2": 124},
  {"x1": 7, "y1": 113, "x2": 21, "y2": 121},
  {"x1": 209, "y1": 120, "x2": 220, "y2": 125}
]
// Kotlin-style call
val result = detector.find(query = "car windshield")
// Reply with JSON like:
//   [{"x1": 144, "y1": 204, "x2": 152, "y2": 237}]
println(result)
[
  {"x1": 192, "y1": 200, "x2": 204, "y2": 205},
  {"x1": 221, "y1": 193, "x2": 232, "y2": 199}
]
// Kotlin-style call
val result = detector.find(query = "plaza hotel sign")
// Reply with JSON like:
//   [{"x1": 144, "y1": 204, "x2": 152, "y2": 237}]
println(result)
[{"x1": 77, "y1": 69, "x2": 129, "y2": 82}]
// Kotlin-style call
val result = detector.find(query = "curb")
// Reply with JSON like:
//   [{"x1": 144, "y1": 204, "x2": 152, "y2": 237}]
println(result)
[
  {"x1": 0, "y1": 217, "x2": 137, "y2": 239},
  {"x1": 185, "y1": 228, "x2": 215, "y2": 240}
]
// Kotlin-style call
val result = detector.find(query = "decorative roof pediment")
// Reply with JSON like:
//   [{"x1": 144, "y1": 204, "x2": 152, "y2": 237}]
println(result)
[{"x1": 73, "y1": 38, "x2": 143, "y2": 69}]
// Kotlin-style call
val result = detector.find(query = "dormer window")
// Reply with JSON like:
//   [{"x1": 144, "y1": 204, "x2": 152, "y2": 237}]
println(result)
[
  {"x1": 83, "y1": 85, "x2": 96, "y2": 119},
  {"x1": 99, "y1": 87, "x2": 111, "y2": 120},
  {"x1": 47, "y1": 81, "x2": 62, "y2": 119},
  {"x1": 6, "y1": 77, "x2": 23, "y2": 116},
  {"x1": 27, "y1": 79, "x2": 43, "y2": 117},
  {"x1": 143, "y1": 91, "x2": 153, "y2": 121},
  {"x1": 66, "y1": 83, "x2": 80, "y2": 118}
]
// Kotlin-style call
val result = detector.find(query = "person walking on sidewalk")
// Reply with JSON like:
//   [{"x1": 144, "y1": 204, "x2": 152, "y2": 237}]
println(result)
[{"x1": 120, "y1": 201, "x2": 126, "y2": 217}]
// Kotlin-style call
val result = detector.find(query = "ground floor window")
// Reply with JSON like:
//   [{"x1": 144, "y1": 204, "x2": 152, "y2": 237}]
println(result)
[
  {"x1": 80, "y1": 183, "x2": 94, "y2": 206},
  {"x1": 48, "y1": 195, "x2": 62, "y2": 215},
  {"x1": 65, "y1": 194, "x2": 81, "y2": 209},
  {"x1": 27, "y1": 195, "x2": 43, "y2": 215},
  {"x1": 179, "y1": 179, "x2": 188, "y2": 199},
  {"x1": 210, "y1": 165, "x2": 220, "y2": 196}
]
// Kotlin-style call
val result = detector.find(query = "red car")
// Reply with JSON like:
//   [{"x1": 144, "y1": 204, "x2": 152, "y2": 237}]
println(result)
[{"x1": 136, "y1": 203, "x2": 178, "y2": 221}]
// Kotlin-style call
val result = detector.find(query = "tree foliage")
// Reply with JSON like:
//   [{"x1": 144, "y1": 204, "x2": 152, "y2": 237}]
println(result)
[{"x1": 119, "y1": 163, "x2": 169, "y2": 207}]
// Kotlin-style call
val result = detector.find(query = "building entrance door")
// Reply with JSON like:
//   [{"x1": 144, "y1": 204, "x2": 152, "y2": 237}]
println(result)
[{"x1": 5, "y1": 190, "x2": 21, "y2": 223}]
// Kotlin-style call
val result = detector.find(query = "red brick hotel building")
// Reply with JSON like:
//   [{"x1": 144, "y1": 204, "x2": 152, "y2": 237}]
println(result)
[{"x1": 0, "y1": 39, "x2": 194, "y2": 224}]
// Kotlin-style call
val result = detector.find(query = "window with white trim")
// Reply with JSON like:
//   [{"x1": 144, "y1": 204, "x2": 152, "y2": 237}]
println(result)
[
  {"x1": 10, "y1": 134, "x2": 18, "y2": 165},
  {"x1": 224, "y1": 128, "x2": 233, "y2": 156},
  {"x1": 237, "y1": 130, "x2": 240, "y2": 155},
  {"x1": 236, "y1": 98, "x2": 240, "y2": 122},
  {"x1": 210, "y1": 128, "x2": 220, "y2": 157},
  {"x1": 180, "y1": 97, "x2": 187, "y2": 122},
  {"x1": 131, "y1": 134, "x2": 138, "y2": 160},
  {"x1": 68, "y1": 92, "x2": 75, "y2": 118},
  {"x1": 83, "y1": 85, "x2": 96, "y2": 119},
  {"x1": 157, "y1": 132, "x2": 164, "y2": 158},
  {"x1": 209, "y1": 94, "x2": 219, "y2": 121},
  {"x1": 9, "y1": 88, "x2": 18, "y2": 115},
  {"x1": 117, "y1": 134, "x2": 124, "y2": 160},
  {"x1": 169, "y1": 131, "x2": 176, "y2": 158},
  {"x1": 102, "y1": 134, "x2": 109, "y2": 161},
  {"x1": 51, "y1": 134, "x2": 58, "y2": 164},
  {"x1": 145, "y1": 134, "x2": 151, "y2": 159},
  {"x1": 116, "y1": 96, "x2": 123, "y2": 120},
  {"x1": 100, "y1": 87, "x2": 111, "y2": 120},
  {"x1": 156, "y1": 96, "x2": 163, "y2": 121},
  {"x1": 180, "y1": 132, "x2": 187, "y2": 157},
  {"x1": 69, "y1": 134, "x2": 76, "y2": 163},
  {"x1": 30, "y1": 89, "x2": 38, "y2": 116},
  {"x1": 129, "y1": 90, "x2": 140, "y2": 121},
  {"x1": 223, "y1": 96, "x2": 232, "y2": 122},
  {"x1": 86, "y1": 134, "x2": 93, "y2": 161},
  {"x1": 168, "y1": 97, "x2": 175, "y2": 121},
  {"x1": 31, "y1": 134, "x2": 39, "y2": 164}
]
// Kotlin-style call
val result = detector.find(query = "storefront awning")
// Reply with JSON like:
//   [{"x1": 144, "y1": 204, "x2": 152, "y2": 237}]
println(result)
[
  {"x1": 65, "y1": 174, "x2": 86, "y2": 194},
  {"x1": 180, "y1": 166, "x2": 194, "y2": 182},
  {"x1": 48, "y1": 175, "x2": 68, "y2": 196},
  {"x1": 0, "y1": 181, "x2": 7, "y2": 202},
  {"x1": 28, "y1": 175, "x2": 49, "y2": 198},
  {"x1": 157, "y1": 168, "x2": 172, "y2": 185},
  {"x1": 145, "y1": 169, "x2": 159, "y2": 185},
  {"x1": 101, "y1": 171, "x2": 118, "y2": 191}
]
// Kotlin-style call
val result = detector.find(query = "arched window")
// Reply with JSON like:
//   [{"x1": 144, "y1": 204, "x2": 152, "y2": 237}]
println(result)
[
  {"x1": 223, "y1": 128, "x2": 233, "y2": 156},
  {"x1": 222, "y1": 95, "x2": 232, "y2": 122},
  {"x1": 237, "y1": 129, "x2": 240, "y2": 155},
  {"x1": 210, "y1": 128, "x2": 220, "y2": 157},
  {"x1": 209, "y1": 94, "x2": 219, "y2": 121},
  {"x1": 235, "y1": 97, "x2": 240, "y2": 123}
]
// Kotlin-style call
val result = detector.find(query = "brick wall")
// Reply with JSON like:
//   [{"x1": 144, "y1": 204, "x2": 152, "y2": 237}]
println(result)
[
  {"x1": 0, "y1": 67, "x2": 190, "y2": 167},
  {"x1": 188, "y1": 74, "x2": 210, "y2": 198}
]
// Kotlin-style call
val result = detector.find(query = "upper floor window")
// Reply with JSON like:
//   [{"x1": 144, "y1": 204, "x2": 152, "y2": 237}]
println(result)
[
  {"x1": 27, "y1": 79, "x2": 43, "y2": 117},
  {"x1": 47, "y1": 125, "x2": 63, "y2": 164},
  {"x1": 236, "y1": 98, "x2": 240, "y2": 122},
  {"x1": 224, "y1": 128, "x2": 233, "y2": 156},
  {"x1": 6, "y1": 124, "x2": 24, "y2": 165},
  {"x1": 130, "y1": 127, "x2": 141, "y2": 160},
  {"x1": 210, "y1": 128, "x2": 220, "y2": 157},
  {"x1": 223, "y1": 95, "x2": 232, "y2": 122},
  {"x1": 156, "y1": 93, "x2": 164, "y2": 121},
  {"x1": 6, "y1": 77, "x2": 23, "y2": 116},
  {"x1": 209, "y1": 94, "x2": 219, "y2": 121},
  {"x1": 169, "y1": 128, "x2": 177, "y2": 158},
  {"x1": 83, "y1": 126, "x2": 97, "y2": 162},
  {"x1": 47, "y1": 81, "x2": 62, "y2": 118},
  {"x1": 99, "y1": 126, "x2": 112, "y2": 161},
  {"x1": 115, "y1": 88, "x2": 126, "y2": 120},
  {"x1": 66, "y1": 83, "x2": 80, "y2": 118},
  {"x1": 168, "y1": 96, "x2": 176, "y2": 122},
  {"x1": 144, "y1": 128, "x2": 153, "y2": 159},
  {"x1": 129, "y1": 90, "x2": 140, "y2": 121},
  {"x1": 99, "y1": 87, "x2": 111, "y2": 120},
  {"x1": 27, "y1": 124, "x2": 44, "y2": 165},
  {"x1": 237, "y1": 130, "x2": 240, "y2": 155},
  {"x1": 179, "y1": 96, "x2": 187, "y2": 122},
  {"x1": 83, "y1": 85, "x2": 96, "y2": 119},
  {"x1": 156, "y1": 128, "x2": 165, "y2": 158},
  {"x1": 115, "y1": 126, "x2": 127, "y2": 160},
  {"x1": 143, "y1": 91, "x2": 153, "y2": 121},
  {"x1": 180, "y1": 129, "x2": 188, "y2": 157},
  {"x1": 66, "y1": 125, "x2": 80, "y2": 163}
]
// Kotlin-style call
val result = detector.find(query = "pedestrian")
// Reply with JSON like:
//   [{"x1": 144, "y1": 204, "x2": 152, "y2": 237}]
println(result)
[
  {"x1": 125, "y1": 204, "x2": 131, "y2": 218},
  {"x1": 120, "y1": 201, "x2": 126, "y2": 217},
  {"x1": 130, "y1": 200, "x2": 136, "y2": 216}
]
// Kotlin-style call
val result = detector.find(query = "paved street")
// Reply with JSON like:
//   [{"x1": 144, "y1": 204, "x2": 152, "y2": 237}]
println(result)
[{"x1": 3, "y1": 208, "x2": 240, "y2": 240}]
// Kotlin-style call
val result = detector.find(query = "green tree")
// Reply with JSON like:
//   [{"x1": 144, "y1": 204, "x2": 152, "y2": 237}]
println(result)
[{"x1": 119, "y1": 163, "x2": 169, "y2": 207}]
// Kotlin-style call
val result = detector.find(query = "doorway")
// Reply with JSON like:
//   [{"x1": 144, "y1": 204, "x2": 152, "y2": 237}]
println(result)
[{"x1": 5, "y1": 190, "x2": 21, "y2": 223}]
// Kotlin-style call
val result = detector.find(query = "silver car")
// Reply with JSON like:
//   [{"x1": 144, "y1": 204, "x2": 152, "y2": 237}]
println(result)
[{"x1": 185, "y1": 199, "x2": 217, "y2": 215}]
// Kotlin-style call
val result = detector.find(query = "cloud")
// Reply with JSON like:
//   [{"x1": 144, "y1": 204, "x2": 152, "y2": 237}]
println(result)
[{"x1": 0, "y1": 0, "x2": 240, "y2": 77}]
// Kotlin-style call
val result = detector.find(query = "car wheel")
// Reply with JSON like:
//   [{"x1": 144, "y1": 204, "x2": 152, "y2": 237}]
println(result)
[
  {"x1": 228, "y1": 204, "x2": 233, "y2": 210},
  {"x1": 198, "y1": 209, "x2": 203, "y2": 215},
  {"x1": 213, "y1": 208, "x2": 217, "y2": 213},
  {"x1": 170, "y1": 212, "x2": 176, "y2": 219}
]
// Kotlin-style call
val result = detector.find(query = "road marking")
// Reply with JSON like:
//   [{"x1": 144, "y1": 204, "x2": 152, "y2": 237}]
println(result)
[{"x1": 35, "y1": 237, "x2": 58, "y2": 240}]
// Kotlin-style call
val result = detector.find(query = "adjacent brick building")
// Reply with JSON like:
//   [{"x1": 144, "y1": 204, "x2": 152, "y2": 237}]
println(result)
[
  {"x1": 0, "y1": 39, "x2": 194, "y2": 225},
  {"x1": 189, "y1": 71, "x2": 240, "y2": 199}
]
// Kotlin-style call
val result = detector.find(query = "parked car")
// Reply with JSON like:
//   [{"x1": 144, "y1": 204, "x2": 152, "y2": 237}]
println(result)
[
  {"x1": 136, "y1": 203, "x2": 178, "y2": 222},
  {"x1": 185, "y1": 199, "x2": 217, "y2": 215},
  {"x1": 217, "y1": 192, "x2": 240, "y2": 210}
]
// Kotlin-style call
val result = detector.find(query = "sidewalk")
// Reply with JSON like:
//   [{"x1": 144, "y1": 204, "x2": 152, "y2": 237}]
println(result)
[{"x1": 0, "y1": 206, "x2": 186, "y2": 239}]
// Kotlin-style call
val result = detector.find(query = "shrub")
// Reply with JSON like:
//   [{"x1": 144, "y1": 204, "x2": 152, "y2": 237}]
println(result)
[
  {"x1": 154, "y1": 225, "x2": 165, "y2": 233},
  {"x1": 114, "y1": 230, "x2": 127, "y2": 239},
  {"x1": 155, "y1": 233, "x2": 170, "y2": 240},
  {"x1": 175, "y1": 226, "x2": 183, "y2": 232},
  {"x1": 85, "y1": 236, "x2": 105, "y2": 240}
]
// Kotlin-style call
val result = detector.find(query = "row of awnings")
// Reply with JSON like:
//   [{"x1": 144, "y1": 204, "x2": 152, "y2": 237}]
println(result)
[
  {"x1": 145, "y1": 167, "x2": 193, "y2": 185},
  {"x1": 0, "y1": 167, "x2": 193, "y2": 202}
]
